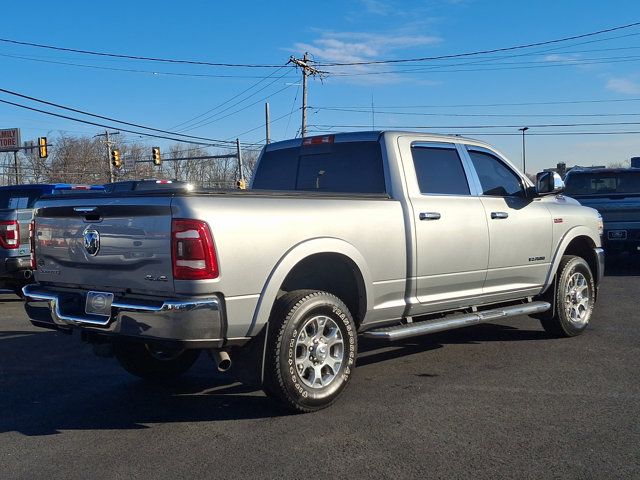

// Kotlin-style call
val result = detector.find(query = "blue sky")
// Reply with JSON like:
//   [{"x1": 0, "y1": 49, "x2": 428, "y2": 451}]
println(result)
[{"x1": 1, "y1": 0, "x2": 640, "y2": 172}]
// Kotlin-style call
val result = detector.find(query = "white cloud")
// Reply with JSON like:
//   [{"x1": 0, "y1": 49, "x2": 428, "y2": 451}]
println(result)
[
  {"x1": 606, "y1": 77, "x2": 640, "y2": 95},
  {"x1": 291, "y1": 30, "x2": 441, "y2": 84},
  {"x1": 361, "y1": 0, "x2": 392, "y2": 15},
  {"x1": 544, "y1": 54, "x2": 581, "y2": 64}
]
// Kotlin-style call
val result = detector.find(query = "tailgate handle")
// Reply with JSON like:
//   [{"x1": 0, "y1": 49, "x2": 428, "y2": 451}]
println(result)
[{"x1": 74, "y1": 207, "x2": 97, "y2": 214}]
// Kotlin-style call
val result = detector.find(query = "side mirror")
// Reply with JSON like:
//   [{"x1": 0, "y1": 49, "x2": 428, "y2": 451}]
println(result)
[{"x1": 536, "y1": 171, "x2": 564, "y2": 195}]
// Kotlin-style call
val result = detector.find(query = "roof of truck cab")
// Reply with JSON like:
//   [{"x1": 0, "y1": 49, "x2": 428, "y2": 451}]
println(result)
[{"x1": 264, "y1": 130, "x2": 494, "y2": 152}]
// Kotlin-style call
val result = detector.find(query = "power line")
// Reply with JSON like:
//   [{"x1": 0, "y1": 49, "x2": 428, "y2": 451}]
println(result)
[
  {"x1": 313, "y1": 21, "x2": 640, "y2": 66},
  {"x1": 0, "y1": 37, "x2": 292, "y2": 68},
  {"x1": 178, "y1": 83, "x2": 295, "y2": 132},
  {"x1": 0, "y1": 87, "x2": 242, "y2": 145},
  {"x1": 314, "y1": 98, "x2": 640, "y2": 109},
  {"x1": 307, "y1": 126, "x2": 640, "y2": 136},
  {"x1": 0, "y1": 53, "x2": 297, "y2": 79},
  {"x1": 174, "y1": 69, "x2": 292, "y2": 132},
  {"x1": 0, "y1": 97, "x2": 248, "y2": 147},
  {"x1": 310, "y1": 121, "x2": 640, "y2": 129},
  {"x1": 311, "y1": 107, "x2": 640, "y2": 118}
]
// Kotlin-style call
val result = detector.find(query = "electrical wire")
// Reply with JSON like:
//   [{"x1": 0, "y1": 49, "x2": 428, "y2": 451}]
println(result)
[
  {"x1": 311, "y1": 107, "x2": 640, "y2": 118},
  {"x1": 0, "y1": 97, "x2": 247, "y2": 147},
  {"x1": 312, "y1": 21, "x2": 640, "y2": 66},
  {"x1": 0, "y1": 87, "x2": 247, "y2": 145},
  {"x1": 309, "y1": 121, "x2": 640, "y2": 129},
  {"x1": 0, "y1": 37, "x2": 292, "y2": 68}
]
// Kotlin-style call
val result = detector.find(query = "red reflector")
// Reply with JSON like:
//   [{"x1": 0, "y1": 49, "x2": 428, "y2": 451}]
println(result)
[
  {"x1": 303, "y1": 135, "x2": 334, "y2": 146},
  {"x1": 156, "y1": 180, "x2": 172, "y2": 184},
  {"x1": 171, "y1": 219, "x2": 218, "y2": 280},
  {"x1": 71, "y1": 185, "x2": 91, "y2": 190},
  {"x1": 0, "y1": 220, "x2": 19, "y2": 249}
]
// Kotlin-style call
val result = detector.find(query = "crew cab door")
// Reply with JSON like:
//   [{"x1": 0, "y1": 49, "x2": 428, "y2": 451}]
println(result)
[
  {"x1": 398, "y1": 137, "x2": 489, "y2": 309},
  {"x1": 462, "y1": 145, "x2": 552, "y2": 294}
]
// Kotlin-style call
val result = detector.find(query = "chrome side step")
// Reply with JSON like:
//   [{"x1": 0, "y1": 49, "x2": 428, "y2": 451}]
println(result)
[{"x1": 363, "y1": 301, "x2": 551, "y2": 341}]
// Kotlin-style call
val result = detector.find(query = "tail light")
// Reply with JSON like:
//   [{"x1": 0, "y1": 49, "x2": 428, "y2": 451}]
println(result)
[
  {"x1": 0, "y1": 220, "x2": 20, "y2": 249},
  {"x1": 171, "y1": 219, "x2": 218, "y2": 280},
  {"x1": 29, "y1": 220, "x2": 37, "y2": 269}
]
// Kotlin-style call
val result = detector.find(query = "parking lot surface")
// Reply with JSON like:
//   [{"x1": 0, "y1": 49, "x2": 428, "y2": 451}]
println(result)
[{"x1": 1, "y1": 258, "x2": 639, "y2": 479}]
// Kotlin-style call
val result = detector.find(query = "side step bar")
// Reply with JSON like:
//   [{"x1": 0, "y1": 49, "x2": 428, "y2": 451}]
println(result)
[{"x1": 363, "y1": 301, "x2": 551, "y2": 341}]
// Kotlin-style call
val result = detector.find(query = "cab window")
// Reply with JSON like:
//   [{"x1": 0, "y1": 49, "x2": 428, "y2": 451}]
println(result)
[{"x1": 467, "y1": 148, "x2": 524, "y2": 197}]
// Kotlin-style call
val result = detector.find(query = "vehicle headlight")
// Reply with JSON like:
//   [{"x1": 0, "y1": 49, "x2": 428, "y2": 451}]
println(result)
[{"x1": 597, "y1": 213, "x2": 604, "y2": 236}]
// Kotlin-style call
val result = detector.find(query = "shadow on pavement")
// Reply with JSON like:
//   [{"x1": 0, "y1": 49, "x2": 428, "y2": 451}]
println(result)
[{"x1": 0, "y1": 321, "x2": 549, "y2": 436}]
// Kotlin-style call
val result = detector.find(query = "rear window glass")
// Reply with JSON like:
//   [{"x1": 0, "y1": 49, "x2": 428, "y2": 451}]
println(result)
[
  {"x1": 565, "y1": 171, "x2": 640, "y2": 195},
  {"x1": 0, "y1": 188, "x2": 46, "y2": 209},
  {"x1": 253, "y1": 141, "x2": 385, "y2": 193}
]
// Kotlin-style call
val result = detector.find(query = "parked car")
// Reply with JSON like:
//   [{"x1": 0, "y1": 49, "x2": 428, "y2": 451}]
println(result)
[
  {"x1": 103, "y1": 179, "x2": 193, "y2": 193},
  {"x1": 23, "y1": 131, "x2": 603, "y2": 412},
  {"x1": 564, "y1": 167, "x2": 640, "y2": 254},
  {"x1": 0, "y1": 183, "x2": 104, "y2": 295}
]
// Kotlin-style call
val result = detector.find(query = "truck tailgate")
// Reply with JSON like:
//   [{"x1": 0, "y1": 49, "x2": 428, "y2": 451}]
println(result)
[{"x1": 34, "y1": 196, "x2": 174, "y2": 295}]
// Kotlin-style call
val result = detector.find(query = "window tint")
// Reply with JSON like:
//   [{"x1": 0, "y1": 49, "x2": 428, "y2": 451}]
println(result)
[
  {"x1": 411, "y1": 146, "x2": 470, "y2": 195},
  {"x1": 252, "y1": 141, "x2": 385, "y2": 193},
  {"x1": 468, "y1": 149, "x2": 524, "y2": 197},
  {"x1": 565, "y1": 171, "x2": 640, "y2": 195}
]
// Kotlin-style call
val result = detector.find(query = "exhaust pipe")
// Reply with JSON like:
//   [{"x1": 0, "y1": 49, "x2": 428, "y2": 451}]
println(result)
[
  {"x1": 23, "y1": 270, "x2": 32, "y2": 280},
  {"x1": 210, "y1": 350, "x2": 232, "y2": 372}
]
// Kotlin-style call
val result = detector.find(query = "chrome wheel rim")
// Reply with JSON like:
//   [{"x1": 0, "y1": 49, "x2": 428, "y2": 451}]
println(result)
[
  {"x1": 294, "y1": 315, "x2": 344, "y2": 389},
  {"x1": 564, "y1": 272, "x2": 591, "y2": 327}
]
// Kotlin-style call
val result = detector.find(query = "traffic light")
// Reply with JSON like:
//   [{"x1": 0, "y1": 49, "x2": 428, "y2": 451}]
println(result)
[
  {"x1": 236, "y1": 178, "x2": 247, "y2": 190},
  {"x1": 38, "y1": 137, "x2": 48, "y2": 159},
  {"x1": 111, "y1": 149, "x2": 122, "y2": 169},
  {"x1": 152, "y1": 147, "x2": 161, "y2": 166}
]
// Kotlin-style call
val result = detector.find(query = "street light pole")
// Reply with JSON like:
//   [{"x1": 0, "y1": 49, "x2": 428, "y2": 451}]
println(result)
[{"x1": 519, "y1": 127, "x2": 529, "y2": 174}]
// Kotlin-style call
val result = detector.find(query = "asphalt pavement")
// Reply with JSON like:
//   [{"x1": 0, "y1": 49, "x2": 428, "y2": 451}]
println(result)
[{"x1": 1, "y1": 258, "x2": 639, "y2": 479}]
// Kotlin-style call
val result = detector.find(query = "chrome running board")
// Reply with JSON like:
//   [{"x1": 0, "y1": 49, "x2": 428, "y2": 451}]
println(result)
[{"x1": 363, "y1": 301, "x2": 551, "y2": 341}]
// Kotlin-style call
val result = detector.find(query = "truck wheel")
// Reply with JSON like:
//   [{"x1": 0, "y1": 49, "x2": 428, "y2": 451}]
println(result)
[
  {"x1": 113, "y1": 342, "x2": 200, "y2": 381},
  {"x1": 263, "y1": 290, "x2": 358, "y2": 413},
  {"x1": 541, "y1": 255, "x2": 595, "y2": 337}
]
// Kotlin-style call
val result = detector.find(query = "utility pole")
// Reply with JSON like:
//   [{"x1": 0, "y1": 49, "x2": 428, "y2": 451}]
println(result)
[
  {"x1": 236, "y1": 138, "x2": 244, "y2": 181},
  {"x1": 288, "y1": 53, "x2": 323, "y2": 138},
  {"x1": 519, "y1": 127, "x2": 529, "y2": 174},
  {"x1": 95, "y1": 130, "x2": 120, "y2": 182},
  {"x1": 13, "y1": 150, "x2": 19, "y2": 185},
  {"x1": 265, "y1": 102, "x2": 271, "y2": 144}
]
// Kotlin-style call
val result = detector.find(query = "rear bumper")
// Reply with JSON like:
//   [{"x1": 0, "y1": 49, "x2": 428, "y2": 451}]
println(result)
[
  {"x1": 22, "y1": 285, "x2": 243, "y2": 348},
  {"x1": 0, "y1": 256, "x2": 31, "y2": 277}
]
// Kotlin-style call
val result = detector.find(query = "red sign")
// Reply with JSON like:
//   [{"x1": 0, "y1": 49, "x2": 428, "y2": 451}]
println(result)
[{"x1": 0, "y1": 128, "x2": 21, "y2": 152}]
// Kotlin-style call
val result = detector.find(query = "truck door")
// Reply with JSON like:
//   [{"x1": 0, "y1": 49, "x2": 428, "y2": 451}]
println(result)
[
  {"x1": 398, "y1": 137, "x2": 490, "y2": 309},
  {"x1": 463, "y1": 145, "x2": 552, "y2": 294}
]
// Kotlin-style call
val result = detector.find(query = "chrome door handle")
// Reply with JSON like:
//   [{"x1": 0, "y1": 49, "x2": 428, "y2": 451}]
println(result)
[
  {"x1": 419, "y1": 212, "x2": 441, "y2": 221},
  {"x1": 491, "y1": 211, "x2": 509, "y2": 219}
]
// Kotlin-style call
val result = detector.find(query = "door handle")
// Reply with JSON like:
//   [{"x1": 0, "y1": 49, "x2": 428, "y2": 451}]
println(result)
[
  {"x1": 491, "y1": 211, "x2": 509, "y2": 219},
  {"x1": 419, "y1": 212, "x2": 441, "y2": 221}
]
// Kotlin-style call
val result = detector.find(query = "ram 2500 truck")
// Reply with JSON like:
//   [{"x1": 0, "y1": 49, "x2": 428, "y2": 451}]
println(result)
[{"x1": 23, "y1": 131, "x2": 604, "y2": 412}]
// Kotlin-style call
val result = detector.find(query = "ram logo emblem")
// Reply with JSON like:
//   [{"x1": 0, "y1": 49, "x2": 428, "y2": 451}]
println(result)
[{"x1": 83, "y1": 227, "x2": 100, "y2": 256}]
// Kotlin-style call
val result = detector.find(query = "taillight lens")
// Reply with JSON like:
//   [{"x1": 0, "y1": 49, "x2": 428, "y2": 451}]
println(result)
[
  {"x1": 29, "y1": 220, "x2": 37, "y2": 269},
  {"x1": 0, "y1": 220, "x2": 20, "y2": 249},
  {"x1": 171, "y1": 219, "x2": 218, "y2": 280}
]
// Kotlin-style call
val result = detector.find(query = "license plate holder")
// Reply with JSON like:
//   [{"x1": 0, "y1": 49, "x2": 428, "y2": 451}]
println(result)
[
  {"x1": 608, "y1": 230, "x2": 627, "y2": 240},
  {"x1": 85, "y1": 291, "x2": 114, "y2": 316}
]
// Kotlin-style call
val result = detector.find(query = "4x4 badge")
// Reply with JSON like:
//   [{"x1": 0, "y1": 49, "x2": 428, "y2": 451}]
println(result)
[{"x1": 83, "y1": 227, "x2": 100, "y2": 256}]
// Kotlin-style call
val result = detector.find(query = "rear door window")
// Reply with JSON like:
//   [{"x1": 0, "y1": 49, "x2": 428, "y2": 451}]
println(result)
[{"x1": 411, "y1": 144, "x2": 470, "y2": 195}]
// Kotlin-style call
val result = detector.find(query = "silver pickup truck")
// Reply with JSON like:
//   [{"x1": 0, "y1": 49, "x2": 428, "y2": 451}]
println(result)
[{"x1": 23, "y1": 131, "x2": 604, "y2": 412}]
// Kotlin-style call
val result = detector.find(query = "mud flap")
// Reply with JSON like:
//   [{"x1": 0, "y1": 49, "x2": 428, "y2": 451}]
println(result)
[
  {"x1": 229, "y1": 324, "x2": 268, "y2": 388},
  {"x1": 531, "y1": 276, "x2": 557, "y2": 321}
]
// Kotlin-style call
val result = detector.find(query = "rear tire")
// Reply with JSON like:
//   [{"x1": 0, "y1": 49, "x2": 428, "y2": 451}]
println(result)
[
  {"x1": 114, "y1": 342, "x2": 200, "y2": 381},
  {"x1": 263, "y1": 290, "x2": 358, "y2": 413},
  {"x1": 540, "y1": 255, "x2": 595, "y2": 337}
]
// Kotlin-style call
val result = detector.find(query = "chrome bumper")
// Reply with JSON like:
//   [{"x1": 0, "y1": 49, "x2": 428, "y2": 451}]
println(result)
[
  {"x1": 595, "y1": 247, "x2": 605, "y2": 285},
  {"x1": 22, "y1": 285, "x2": 225, "y2": 348}
]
